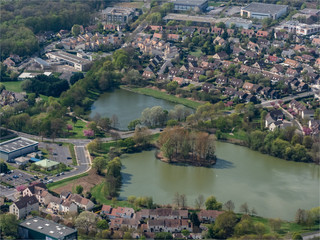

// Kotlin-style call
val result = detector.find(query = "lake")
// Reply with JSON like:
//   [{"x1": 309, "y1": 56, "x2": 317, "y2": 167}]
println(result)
[
  {"x1": 90, "y1": 88, "x2": 178, "y2": 130},
  {"x1": 120, "y1": 142, "x2": 320, "y2": 221}
]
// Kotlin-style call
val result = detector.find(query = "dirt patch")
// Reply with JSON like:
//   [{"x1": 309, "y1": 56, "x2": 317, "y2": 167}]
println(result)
[{"x1": 53, "y1": 170, "x2": 104, "y2": 194}]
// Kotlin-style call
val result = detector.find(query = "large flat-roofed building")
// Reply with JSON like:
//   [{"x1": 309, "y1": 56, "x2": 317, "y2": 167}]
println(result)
[
  {"x1": 46, "y1": 51, "x2": 91, "y2": 71},
  {"x1": 276, "y1": 21, "x2": 320, "y2": 36},
  {"x1": 225, "y1": 17, "x2": 253, "y2": 29},
  {"x1": 102, "y1": 7, "x2": 135, "y2": 24},
  {"x1": 18, "y1": 217, "x2": 77, "y2": 240},
  {"x1": 170, "y1": 0, "x2": 208, "y2": 12},
  {"x1": 35, "y1": 159, "x2": 60, "y2": 171},
  {"x1": 0, "y1": 137, "x2": 38, "y2": 161},
  {"x1": 241, "y1": 2, "x2": 288, "y2": 19}
]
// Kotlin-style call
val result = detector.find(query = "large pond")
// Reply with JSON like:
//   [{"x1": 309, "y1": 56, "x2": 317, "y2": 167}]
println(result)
[
  {"x1": 90, "y1": 89, "x2": 178, "y2": 130},
  {"x1": 120, "y1": 142, "x2": 320, "y2": 221}
]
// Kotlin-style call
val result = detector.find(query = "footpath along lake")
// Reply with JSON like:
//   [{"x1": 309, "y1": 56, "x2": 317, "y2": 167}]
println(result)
[{"x1": 120, "y1": 142, "x2": 320, "y2": 221}]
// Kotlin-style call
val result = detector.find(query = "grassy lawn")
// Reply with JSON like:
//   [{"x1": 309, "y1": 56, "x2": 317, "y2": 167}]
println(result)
[
  {"x1": 190, "y1": 48, "x2": 204, "y2": 58},
  {"x1": 66, "y1": 119, "x2": 88, "y2": 139},
  {"x1": 124, "y1": 87, "x2": 202, "y2": 109},
  {"x1": 2, "y1": 81, "x2": 23, "y2": 92},
  {"x1": 250, "y1": 215, "x2": 320, "y2": 236},
  {"x1": 66, "y1": 143, "x2": 77, "y2": 165},
  {"x1": 91, "y1": 182, "x2": 135, "y2": 208},
  {"x1": 47, "y1": 172, "x2": 89, "y2": 190}
]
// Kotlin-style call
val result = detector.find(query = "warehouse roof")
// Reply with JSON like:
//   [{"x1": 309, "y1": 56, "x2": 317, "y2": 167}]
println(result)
[
  {"x1": 0, "y1": 137, "x2": 38, "y2": 154},
  {"x1": 35, "y1": 159, "x2": 59, "y2": 168},
  {"x1": 19, "y1": 217, "x2": 77, "y2": 238},
  {"x1": 170, "y1": 0, "x2": 207, "y2": 5},
  {"x1": 242, "y1": 2, "x2": 288, "y2": 14}
]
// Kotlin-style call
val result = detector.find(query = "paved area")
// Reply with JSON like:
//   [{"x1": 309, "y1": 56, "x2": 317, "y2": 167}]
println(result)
[
  {"x1": 0, "y1": 185, "x2": 18, "y2": 200},
  {"x1": 0, "y1": 169, "x2": 34, "y2": 187},
  {"x1": 224, "y1": 6, "x2": 240, "y2": 16},
  {"x1": 38, "y1": 142, "x2": 72, "y2": 165}
]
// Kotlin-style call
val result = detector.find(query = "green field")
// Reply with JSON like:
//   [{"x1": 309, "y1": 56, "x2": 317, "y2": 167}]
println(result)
[
  {"x1": 2, "y1": 81, "x2": 23, "y2": 92},
  {"x1": 124, "y1": 87, "x2": 202, "y2": 109},
  {"x1": 91, "y1": 182, "x2": 135, "y2": 208},
  {"x1": 47, "y1": 172, "x2": 89, "y2": 190},
  {"x1": 66, "y1": 119, "x2": 88, "y2": 139}
]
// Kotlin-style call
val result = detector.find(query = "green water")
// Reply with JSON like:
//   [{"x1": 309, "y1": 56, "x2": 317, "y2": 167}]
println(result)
[
  {"x1": 90, "y1": 89, "x2": 178, "y2": 130},
  {"x1": 120, "y1": 141, "x2": 320, "y2": 220}
]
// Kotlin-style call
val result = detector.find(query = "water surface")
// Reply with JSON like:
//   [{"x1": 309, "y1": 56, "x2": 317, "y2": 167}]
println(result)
[{"x1": 120, "y1": 142, "x2": 320, "y2": 220}]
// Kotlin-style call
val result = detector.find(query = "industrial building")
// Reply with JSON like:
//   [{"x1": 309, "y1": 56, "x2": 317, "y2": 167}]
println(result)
[
  {"x1": 46, "y1": 51, "x2": 91, "y2": 71},
  {"x1": 170, "y1": 0, "x2": 208, "y2": 12},
  {"x1": 0, "y1": 137, "x2": 38, "y2": 161},
  {"x1": 241, "y1": 2, "x2": 288, "y2": 19},
  {"x1": 18, "y1": 217, "x2": 77, "y2": 240},
  {"x1": 101, "y1": 7, "x2": 135, "y2": 24},
  {"x1": 225, "y1": 17, "x2": 253, "y2": 29}
]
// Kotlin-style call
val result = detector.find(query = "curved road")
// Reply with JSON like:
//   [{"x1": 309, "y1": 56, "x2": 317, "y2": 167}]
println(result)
[{"x1": 9, "y1": 128, "x2": 162, "y2": 183}]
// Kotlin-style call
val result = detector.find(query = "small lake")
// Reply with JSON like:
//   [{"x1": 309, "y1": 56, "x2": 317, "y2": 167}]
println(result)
[
  {"x1": 120, "y1": 142, "x2": 320, "y2": 221},
  {"x1": 90, "y1": 89, "x2": 178, "y2": 130}
]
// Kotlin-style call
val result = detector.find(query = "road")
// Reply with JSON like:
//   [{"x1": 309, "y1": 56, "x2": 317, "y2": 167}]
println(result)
[
  {"x1": 261, "y1": 91, "x2": 314, "y2": 107},
  {"x1": 8, "y1": 127, "x2": 162, "y2": 183}
]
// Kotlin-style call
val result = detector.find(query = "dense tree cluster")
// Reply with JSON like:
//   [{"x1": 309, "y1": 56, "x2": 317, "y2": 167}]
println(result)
[
  {"x1": 22, "y1": 74, "x2": 69, "y2": 97},
  {"x1": 158, "y1": 126, "x2": 216, "y2": 163}
]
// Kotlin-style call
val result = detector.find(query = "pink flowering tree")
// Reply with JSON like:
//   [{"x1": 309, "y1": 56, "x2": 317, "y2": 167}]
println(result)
[
  {"x1": 67, "y1": 124, "x2": 73, "y2": 132},
  {"x1": 83, "y1": 129, "x2": 94, "y2": 138},
  {"x1": 278, "y1": 100, "x2": 283, "y2": 106},
  {"x1": 270, "y1": 102, "x2": 275, "y2": 106},
  {"x1": 303, "y1": 127, "x2": 312, "y2": 135},
  {"x1": 16, "y1": 185, "x2": 26, "y2": 192}
]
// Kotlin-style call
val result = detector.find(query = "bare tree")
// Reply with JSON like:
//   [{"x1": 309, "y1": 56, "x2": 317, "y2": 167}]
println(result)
[
  {"x1": 223, "y1": 200, "x2": 235, "y2": 212},
  {"x1": 111, "y1": 114, "x2": 119, "y2": 129},
  {"x1": 195, "y1": 194, "x2": 205, "y2": 210},
  {"x1": 180, "y1": 194, "x2": 187, "y2": 209},
  {"x1": 239, "y1": 202, "x2": 250, "y2": 215},
  {"x1": 173, "y1": 192, "x2": 181, "y2": 208}
]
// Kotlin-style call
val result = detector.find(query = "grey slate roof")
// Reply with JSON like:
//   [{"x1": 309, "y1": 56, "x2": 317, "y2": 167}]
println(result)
[{"x1": 242, "y1": 2, "x2": 288, "y2": 14}]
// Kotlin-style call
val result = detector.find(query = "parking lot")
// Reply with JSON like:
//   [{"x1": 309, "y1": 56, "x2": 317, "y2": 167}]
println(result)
[
  {"x1": 0, "y1": 169, "x2": 34, "y2": 187},
  {"x1": 38, "y1": 142, "x2": 73, "y2": 166},
  {"x1": 0, "y1": 184, "x2": 18, "y2": 200}
]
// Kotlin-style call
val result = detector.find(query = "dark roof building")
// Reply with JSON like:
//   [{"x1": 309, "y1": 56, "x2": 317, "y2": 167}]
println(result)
[
  {"x1": 170, "y1": 0, "x2": 208, "y2": 12},
  {"x1": 19, "y1": 217, "x2": 77, "y2": 240},
  {"x1": 0, "y1": 137, "x2": 38, "y2": 161}
]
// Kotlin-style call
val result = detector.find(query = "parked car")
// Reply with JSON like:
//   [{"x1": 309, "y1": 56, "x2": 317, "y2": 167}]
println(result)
[
  {"x1": 0, "y1": 173, "x2": 5, "y2": 176},
  {"x1": 47, "y1": 179, "x2": 53, "y2": 183},
  {"x1": 60, "y1": 172, "x2": 65, "y2": 175},
  {"x1": 56, "y1": 173, "x2": 60, "y2": 177},
  {"x1": 13, "y1": 175, "x2": 19, "y2": 179},
  {"x1": 44, "y1": 177, "x2": 48, "y2": 180},
  {"x1": 34, "y1": 175, "x2": 39, "y2": 179}
]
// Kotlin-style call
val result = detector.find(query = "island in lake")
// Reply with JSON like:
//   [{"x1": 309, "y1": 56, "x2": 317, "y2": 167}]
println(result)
[{"x1": 156, "y1": 126, "x2": 216, "y2": 167}]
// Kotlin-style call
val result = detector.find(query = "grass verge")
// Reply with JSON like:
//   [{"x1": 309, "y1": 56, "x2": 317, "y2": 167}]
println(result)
[
  {"x1": 123, "y1": 87, "x2": 201, "y2": 109},
  {"x1": 2, "y1": 81, "x2": 23, "y2": 92},
  {"x1": 47, "y1": 172, "x2": 89, "y2": 190}
]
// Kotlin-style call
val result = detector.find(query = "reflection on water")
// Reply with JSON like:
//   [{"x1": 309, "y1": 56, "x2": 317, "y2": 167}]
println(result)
[{"x1": 120, "y1": 142, "x2": 320, "y2": 220}]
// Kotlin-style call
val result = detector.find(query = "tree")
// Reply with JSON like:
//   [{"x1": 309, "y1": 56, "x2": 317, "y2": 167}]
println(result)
[
  {"x1": 190, "y1": 212, "x2": 200, "y2": 227},
  {"x1": 111, "y1": 114, "x2": 119, "y2": 129},
  {"x1": 214, "y1": 212, "x2": 237, "y2": 238},
  {"x1": 181, "y1": 229, "x2": 190, "y2": 238},
  {"x1": 269, "y1": 218, "x2": 282, "y2": 232},
  {"x1": 234, "y1": 218, "x2": 255, "y2": 236},
  {"x1": 239, "y1": 202, "x2": 250, "y2": 215},
  {"x1": 83, "y1": 129, "x2": 94, "y2": 138},
  {"x1": 0, "y1": 162, "x2": 8, "y2": 173},
  {"x1": 302, "y1": 136, "x2": 313, "y2": 149},
  {"x1": 205, "y1": 195, "x2": 222, "y2": 210},
  {"x1": 92, "y1": 157, "x2": 107, "y2": 175},
  {"x1": 76, "y1": 185, "x2": 83, "y2": 194},
  {"x1": 195, "y1": 194, "x2": 205, "y2": 210},
  {"x1": 128, "y1": 119, "x2": 141, "y2": 131},
  {"x1": 72, "y1": 24, "x2": 81, "y2": 36},
  {"x1": 173, "y1": 192, "x2": 181, "y2": 208},
  {"x1": 133, "y1": 126, "x2": 151, "y2": 146},
  {"x1": 75, "y1": 211, "x2": 98, "y2": 235},
  {"x1": 223, "y1": 200, "x2": 235, "y2": 212},
  {"x1": 254, "y1": 222, "x2": 266, "y2": 236},
  {"x1": 180, "y1": 194, "x2": 187, "y2": 209},
  {"x1": 97, "y1": 219, "x2": 109, "y2": 230},
  {"x1": 98, "y1": 117, "x2": 111, "y2": 132},
  {"x1": 295, "y1": 209, "x2": 306, "y2": 224},
  {"x1": 166, "y1": 81, "x2": 178, "y2": 94},
  {"x1": 0, "y1": 214, "x2": 19, "y2": 238}
]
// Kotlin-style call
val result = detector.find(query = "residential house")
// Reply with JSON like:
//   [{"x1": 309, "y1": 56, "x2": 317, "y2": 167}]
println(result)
[
  {"x1": 252, "y1": 61, "x2": 265, "y2": 70},
  {"x1": 214, "y1": 36, "x2": 226, "y2": 46},
  {"x1": 10, "y1": 195, "x2": 39, "y2": 219},
  {"x1": 315, "y1": 58, "x2": 320, "y2": 68},
  {"x1": 101, "y1": 205, "x2": 135, "y2": 219},
  {"x1": 312, "y1": 38, "x2": 320, "y2": 46},
  {"x1": 215, "y1": 76, "x2": 228, "y2": 86},
  {"x1": 309, "y1": 120, "x2": 320, "y2": 136},
  {"x1": 67, "y1": 194, "x2": 94, "y2": 211},
  {"x1": 270, "y1": 65, "x2": 284, "y2": 75},
  {"x1": 212, "y1": 51, "x2": 228, "y2": 60},
  {"x1": 224, "y1": 87, "x2": 237, "y2": 96},
  {"x1": 256, "y1": 30, "x2": 268, "y2": 38},
  {"x1": 212, "y1": 27, "x2": 224, "y2": 35},
  {"x1": 265, "y1": 109, "x2": 284, "y2": 128},
  {"x1": 147, "y1": 219, "x2": 192, "y2": 233},
  {"x1": 283, "y1": 59, "x2": 301, "y2": 69},
  {"x1": 142, "y1": 70, "x2": 155, "y2": 79},
  {"x1": 266, "y1": 55, "x2": 281, "y2": 64},
  {"x1": 286, "y1": 68, "x2": 298, "y2": 77},
  {"x1": 248, "y1": 41, "x2": 259, "y2": 51},
  {"x1": 110, "y1": 218, "x2": 140, "y2": 230},
  {"x1": 301, "y1": 109, "x2": 314, "y2": 119},
  {"x1": 289, "y1": 99, "x2": 306, "y2": 115},
  {"x1": 136, "y1": 208, "x2": 188, "y2": 220},
  {"x1": 241, "y1": 29, "x2": 255, "y2": 37},
  {"x1": 282, "y1": 49, "x2": 295, "y2": 59},
  {"x1": 202, "y1": 83, "x2": 215, "y2": 93},
  {"x1": 245, "y1": 50, "x2": 258, "y2": 59},
  {"x1": 242, "y1": 82, "x2": 254, "y2": 92},
  {"x1": 197, "y1": 210, "x2": 223, "y2": 223},
  {"x1": 229, "y1": 78, "x2": 243, "y2": 89}
]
